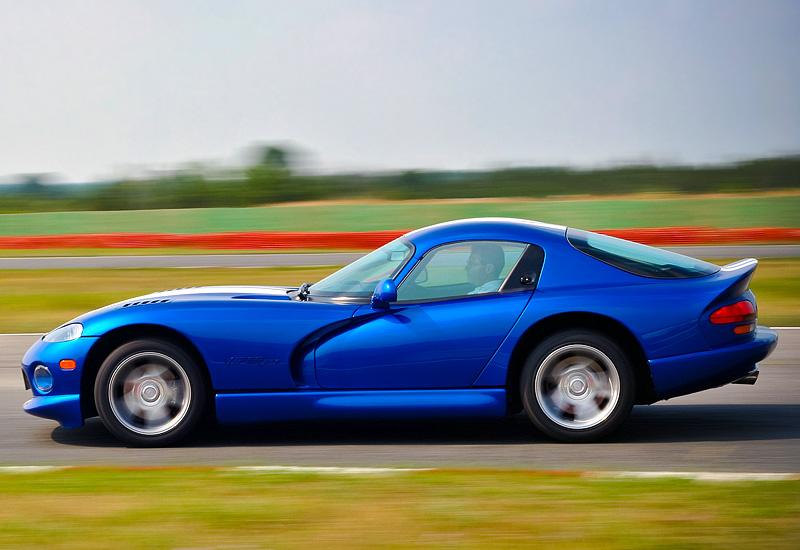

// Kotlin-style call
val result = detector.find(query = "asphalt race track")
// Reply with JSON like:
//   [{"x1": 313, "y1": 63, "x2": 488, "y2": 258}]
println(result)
[{"x1": 1, "y1": 330, "x2": 797, "y2": 472}]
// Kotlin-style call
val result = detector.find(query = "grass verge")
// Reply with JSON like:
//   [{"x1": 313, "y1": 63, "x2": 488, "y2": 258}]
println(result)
[
  {"x1": 0, "y1": 468, "x2": 797, "y2": 549},
  {"x1": 1, "y1": 259, "x2": 798, "y2": 333}
]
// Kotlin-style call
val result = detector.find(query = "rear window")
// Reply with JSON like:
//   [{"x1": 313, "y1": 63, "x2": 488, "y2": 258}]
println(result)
[{"x1": 567, "y1": 228, "x2": 720, "y2": 279}]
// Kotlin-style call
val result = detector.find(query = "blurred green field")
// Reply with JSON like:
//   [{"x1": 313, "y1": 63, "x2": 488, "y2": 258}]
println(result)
[
  {"x1": 0, "y1": 468, "x2": 797, "y2": 549},
  {"x1": 1, "y1": 259, "x2": 797, "y2": 333},
  {"x1": 1, "y1": 194, "x2": 799, "y2": 236}
]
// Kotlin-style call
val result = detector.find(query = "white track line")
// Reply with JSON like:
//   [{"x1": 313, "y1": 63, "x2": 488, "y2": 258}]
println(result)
[
  {"x1": 0, "y1": 466, "x2": 66, "y2": 473},
  {"x1": 0, "y1": 466, "x2": 797, "y2": 480},
  {"x1": 591, "y1": 471, "x2": 800, "y2": 481},
  {"x1": 228, "y1": 466, "x2": 433, "y2": 474}
]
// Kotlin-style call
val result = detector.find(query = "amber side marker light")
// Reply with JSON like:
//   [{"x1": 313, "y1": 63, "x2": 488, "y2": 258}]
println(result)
[{"x1": 59, "y1": 359, "x2": 77, "y2": 370}]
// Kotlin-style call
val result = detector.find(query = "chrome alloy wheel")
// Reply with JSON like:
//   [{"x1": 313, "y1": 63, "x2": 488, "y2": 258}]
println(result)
[
  {"x1": 534, "y1": 344, "x2": 621, "y2": 430},
  {"x1": 108, "y1": 352, "x2": 191, "y2": 436}
]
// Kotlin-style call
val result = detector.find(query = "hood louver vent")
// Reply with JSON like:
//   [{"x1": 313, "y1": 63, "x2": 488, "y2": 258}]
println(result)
[{"x1": 122, "y1": 299, "x2": 172, "y2": 308}]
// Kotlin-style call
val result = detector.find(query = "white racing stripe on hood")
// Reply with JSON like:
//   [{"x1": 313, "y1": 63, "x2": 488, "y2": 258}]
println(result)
[{"x1": 139, "y1": 286, "x2": 294, "y2": 298}]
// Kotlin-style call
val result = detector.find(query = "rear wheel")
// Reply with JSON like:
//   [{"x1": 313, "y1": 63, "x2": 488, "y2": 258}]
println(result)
[
  {"x1": 521, "y1": 330, "x2": 635, "y2": 442},
  {"x1": 94, "y1": 339, "x2": 205, "y2": 447}
]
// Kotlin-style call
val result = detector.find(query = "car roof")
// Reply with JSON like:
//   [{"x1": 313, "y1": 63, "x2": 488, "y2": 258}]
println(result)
[{"x1": 404, "y1": 217, "x2": 567, "y2": 254}]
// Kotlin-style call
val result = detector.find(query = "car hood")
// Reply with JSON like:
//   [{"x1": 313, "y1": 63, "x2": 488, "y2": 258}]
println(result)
[
  {"x1": 61, "y1": 286, "x2": 297, "y2": 330},
  {"x1": 129, "y1": 285, "x2": 295, "y2": 302}
]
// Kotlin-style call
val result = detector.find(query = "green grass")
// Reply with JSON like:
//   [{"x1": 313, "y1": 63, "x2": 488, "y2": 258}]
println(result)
[
  {"x1": 1, "y1": 259, "x2": 797, "y2": 333},
  {"x1": 0, "y1": 468, "x2": 797, "y2": 549},
  {"x1": 1, "y1": 194, "x2": 799, "y2": 236}
]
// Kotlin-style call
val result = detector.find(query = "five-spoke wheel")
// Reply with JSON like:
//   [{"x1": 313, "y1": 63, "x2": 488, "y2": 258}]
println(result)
[
  {"x1": 521, "y1": 330, "x2": 634, "y2": 442},
  {"x1": 95, "y1": 339, "x2": 205, "y2": 446}
]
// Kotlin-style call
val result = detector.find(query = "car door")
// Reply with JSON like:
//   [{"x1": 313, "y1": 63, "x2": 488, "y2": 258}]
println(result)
[{"x1": 314, "y1": 241, "x2": 542, "y2": 389}]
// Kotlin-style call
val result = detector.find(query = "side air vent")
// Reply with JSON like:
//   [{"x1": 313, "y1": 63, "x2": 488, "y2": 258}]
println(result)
[{"x1": 122, "y1": 299, "x2": 172, "y2": 308}]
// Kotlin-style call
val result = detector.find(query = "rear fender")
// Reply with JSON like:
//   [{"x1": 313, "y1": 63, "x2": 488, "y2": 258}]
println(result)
[{"x1": 699, "y1": 259, "x2": 760, "y2": 349}]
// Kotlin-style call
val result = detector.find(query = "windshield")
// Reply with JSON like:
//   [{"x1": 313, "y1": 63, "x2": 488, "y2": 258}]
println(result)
[{"x1": 309, "y1": 238, "x2": 415, "y2": 298}]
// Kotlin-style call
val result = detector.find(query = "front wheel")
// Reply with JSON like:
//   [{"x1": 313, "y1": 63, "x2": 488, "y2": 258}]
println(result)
[
  {"x1": 521, "y1": 330, "x2": 635, "y2": 442},
  {"x1": 94, "y1": 339, "x2": 206, "y2": 447}
]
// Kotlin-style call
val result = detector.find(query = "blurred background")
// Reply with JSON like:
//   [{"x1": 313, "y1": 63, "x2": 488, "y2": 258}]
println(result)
[{"x1": 0, "y1": 0, "x2": 798, "y2": 214}]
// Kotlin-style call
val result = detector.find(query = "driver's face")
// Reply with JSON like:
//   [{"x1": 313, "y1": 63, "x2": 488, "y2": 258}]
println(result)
[{"x1": 465, "y1": 253, "x2": 491, "y2": 287}]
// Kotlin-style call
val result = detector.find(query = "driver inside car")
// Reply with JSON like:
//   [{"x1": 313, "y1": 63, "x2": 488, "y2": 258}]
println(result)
[{"x1": 466, "y1": 242, "x2": 505, "y2": 294}]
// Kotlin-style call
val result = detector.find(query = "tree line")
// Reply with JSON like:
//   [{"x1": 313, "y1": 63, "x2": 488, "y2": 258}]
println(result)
[{"x1": 1, "y1": 149, "x2": 798, "y2": 213}]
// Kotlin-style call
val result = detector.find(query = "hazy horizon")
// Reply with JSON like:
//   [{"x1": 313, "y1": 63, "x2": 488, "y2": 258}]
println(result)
[{"x1": 1, "y1": 0, "x2": 798, "y2": 184}]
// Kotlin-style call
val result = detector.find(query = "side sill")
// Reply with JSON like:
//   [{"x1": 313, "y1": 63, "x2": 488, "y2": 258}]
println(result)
[{"x1": 215, "y1": 389, "x2": 507, "y2": 424}]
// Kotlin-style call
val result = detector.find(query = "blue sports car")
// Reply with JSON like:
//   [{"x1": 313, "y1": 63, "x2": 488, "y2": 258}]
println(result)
[{"x1": 22, "y1": 218, "x2": 778, "y2": 446}]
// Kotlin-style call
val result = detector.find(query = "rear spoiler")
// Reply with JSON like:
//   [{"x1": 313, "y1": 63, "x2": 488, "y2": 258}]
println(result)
[{"x1": 709, "y1": 258, "x2": 758, "y2": 306}]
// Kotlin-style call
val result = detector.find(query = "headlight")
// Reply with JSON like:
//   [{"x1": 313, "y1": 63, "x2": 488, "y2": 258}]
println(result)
[{"x1": 43, "y1": 323, "x2": 83, "y2": 343}]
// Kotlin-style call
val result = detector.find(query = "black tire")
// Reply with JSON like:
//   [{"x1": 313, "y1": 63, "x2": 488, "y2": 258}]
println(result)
[
  {"x1": 94, "y1": 339, "x2": 206, "y2": 447},
  {"x1": 520, "y1": 330, "x2": 635, "y2": 442}
]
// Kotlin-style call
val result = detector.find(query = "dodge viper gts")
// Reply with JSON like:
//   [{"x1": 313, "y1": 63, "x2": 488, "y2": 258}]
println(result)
[{"x1": 22, "y1": 218, "x2": 778, "y2": 445}]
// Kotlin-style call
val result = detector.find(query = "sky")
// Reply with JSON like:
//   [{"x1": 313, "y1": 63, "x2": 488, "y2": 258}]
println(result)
[{"x1": 1, "y1": 0, "x2": 799, "y2": 183}]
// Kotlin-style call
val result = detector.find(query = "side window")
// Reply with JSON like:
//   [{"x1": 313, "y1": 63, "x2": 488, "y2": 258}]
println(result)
[{"x1": 397, "y1": 241, "x2": 527, "y2": 302}]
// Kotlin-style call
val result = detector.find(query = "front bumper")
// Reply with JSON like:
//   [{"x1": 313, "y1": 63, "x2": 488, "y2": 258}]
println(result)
[
  {"x1": 21, "y1": 336, "x2": 98, "y2": 429},
  {"x1": 649, "y1": 326, "x2": 778, "y2": 400},
  {"x1": 23, "y1": 394, "x2": 84, "y2": 428}
]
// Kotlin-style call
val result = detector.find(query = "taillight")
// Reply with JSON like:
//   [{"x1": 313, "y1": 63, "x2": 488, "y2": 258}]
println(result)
[{"x1": 710, "y1": 300, "x2": 755, "y2": 324}]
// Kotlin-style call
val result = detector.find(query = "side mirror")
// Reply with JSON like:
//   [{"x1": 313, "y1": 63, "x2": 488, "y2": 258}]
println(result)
[{"x1": 371, "y1": 279, "x2": 397, "y2": 309}]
